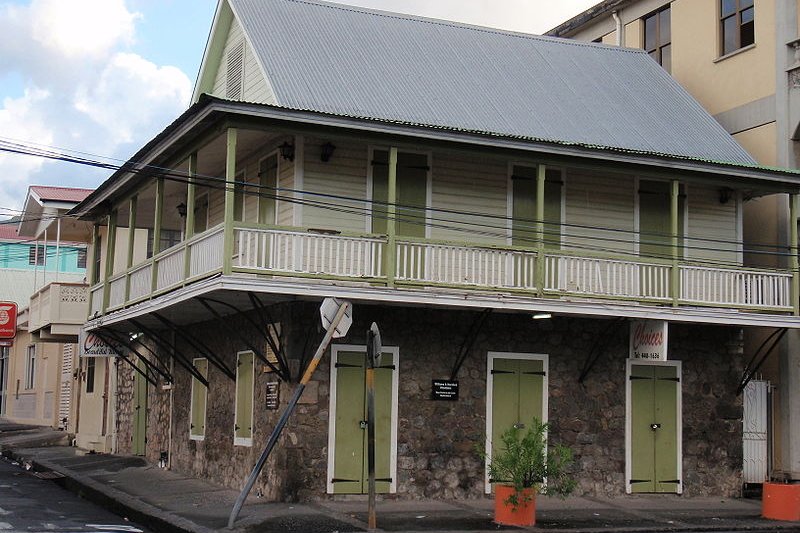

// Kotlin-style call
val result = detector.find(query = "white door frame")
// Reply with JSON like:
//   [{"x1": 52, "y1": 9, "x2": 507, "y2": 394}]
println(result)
[
  {"x1": 485, "y1": 351, "x2": 549, "y2": 494},
  {"x1": 327, "y1": 343, "x2": 400, "y2": 494},
  {"x1": 625, "y1": 358, "x2": 682, "y2": 494}
]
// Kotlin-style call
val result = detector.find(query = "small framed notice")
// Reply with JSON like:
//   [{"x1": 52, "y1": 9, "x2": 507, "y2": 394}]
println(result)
[
  {"x1": 431, "y1": 380, "x2": 459, "y2": 401},
  {"x1": 266, "y1": 382, "x2": 280, "y2": 410}
]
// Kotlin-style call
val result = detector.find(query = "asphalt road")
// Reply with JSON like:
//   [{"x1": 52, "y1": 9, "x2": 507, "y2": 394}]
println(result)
[{"x1": 0, "y1": 455, "x2": 149, "y2": 533}]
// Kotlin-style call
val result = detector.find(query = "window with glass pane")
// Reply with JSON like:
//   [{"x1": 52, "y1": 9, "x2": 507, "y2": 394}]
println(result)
[
  {"x1": 643, "y1": 6, "x2": 671, "y2": 72},
  {"x1": 721, "y1": 0, "x2": 754, "y2": 55}
]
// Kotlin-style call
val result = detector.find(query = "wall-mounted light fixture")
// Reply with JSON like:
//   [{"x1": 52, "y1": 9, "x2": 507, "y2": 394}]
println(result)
[
  {"x1": 176, "y1": 202, "x2": 187, "y2": 218},
  {"x1": 718, "y1": 187, "x2": 733, "y2": 204},
  {"x1": 532, "y1": 312, "x2": 552, "y2": 320},
  {"x1": 279, "y1": 141, "x2": 295, "y2": 162},
  {"x1": 320, "y1": 142, "x2": 336, "y2": 162}
]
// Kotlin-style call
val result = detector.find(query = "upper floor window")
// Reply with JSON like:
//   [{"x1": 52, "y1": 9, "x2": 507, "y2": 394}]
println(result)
[
  {"x1": 77, "y1": 248, "x2": 87, "y2": 269},
  {"x1": 644, "y1": 6, "x2": 671, "y2": 72},
  {"x1": 25, "y1": 345, "x2": 36, "y2": 390},
  {"x1": 721, "y1": 0, "x2": 754, "y2": 55},
  {"x1": 28, "y1": 244, "x2": 44, "y2": 266}
]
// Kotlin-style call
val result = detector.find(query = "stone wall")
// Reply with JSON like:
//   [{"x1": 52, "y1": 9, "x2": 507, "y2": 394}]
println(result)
[{"x1": 114, "y1": 301, "x2": 744, "y2": 501}]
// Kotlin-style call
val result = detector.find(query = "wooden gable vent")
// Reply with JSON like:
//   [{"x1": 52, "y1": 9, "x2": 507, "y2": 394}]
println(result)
[{"x1": 226, "y1": 41, "x2": 245, "y2": 101}]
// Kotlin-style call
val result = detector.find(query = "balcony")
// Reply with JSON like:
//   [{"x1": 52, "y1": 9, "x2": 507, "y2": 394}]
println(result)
[
  {"x1": 88, "y1": 222, "x2": 795, "y2": 320},
  {"x1": 29, "y1": 282, "x2": 89, "y2": 342}
]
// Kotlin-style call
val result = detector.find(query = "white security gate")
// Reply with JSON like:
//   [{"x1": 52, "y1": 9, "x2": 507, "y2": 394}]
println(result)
[
  {"x1": 743, "y1": 380, "x2": 769, "y2": 483},
  {"x1": 58, "y1": 344, "x2": 74, "y2": 430}
]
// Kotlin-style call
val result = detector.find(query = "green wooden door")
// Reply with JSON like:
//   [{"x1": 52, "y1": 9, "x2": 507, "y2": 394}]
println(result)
[
  {"x1": 490, "y1": 357, "x2": 545, "y2": 486},
  {"x1": 132, "y1": 359, "x2": 147, "y2": 456},
  {"x1": 331, "y1": 351, "x2": 394, "y2": 494},
  {"x1": 639, "y1": 181, "x2": 684, "y2": 260},
  {"x1": 630, "y1": 363, "x2": 680, "y2": 493},
  {"x1": 372, "y1": 150, "x2": 428, "y2": 238},
  {"x1": 511, "y1": 166, "x2": 561, "y2": 248},
  {"x1": 190, "y1": 358, "x2": 208, "y2": 440}
]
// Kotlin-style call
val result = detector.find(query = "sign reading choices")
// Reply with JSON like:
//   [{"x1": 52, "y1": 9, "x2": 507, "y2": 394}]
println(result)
[
  {"x1": 79, "y1": 329, "x2": 122, "y2": 357},
  {"x1": 629, "y1": 320, "x2": 668, "y2": 360},
  {"x1": 0, "y1": 302, "x2": 17, "y2": 339}
]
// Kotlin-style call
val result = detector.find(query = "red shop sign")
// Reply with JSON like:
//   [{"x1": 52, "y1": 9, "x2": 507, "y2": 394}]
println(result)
[{"x1": 0, "y1": 302, "x2": 17, "y2": 339}]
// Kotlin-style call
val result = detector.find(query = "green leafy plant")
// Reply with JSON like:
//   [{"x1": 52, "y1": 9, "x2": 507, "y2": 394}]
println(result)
[{"x1": 484, "y1": 417, "x2": 576, "y2": 509}]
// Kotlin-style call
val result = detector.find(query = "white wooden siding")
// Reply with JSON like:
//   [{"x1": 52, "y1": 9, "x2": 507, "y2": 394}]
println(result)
[
  {"x1": 277, "y1": 144, "x2": 295, "y2": 226},
  {"x1": 564, "y1": 169, "x2": 635, "y2": 254},
  {"x1": 302, "y1": 138, "x2": 369, "y2": 232},
  {"x1": 429, "y1": 152, "x2": 507, "y2": 245},
  {"x1": 211, "y1": 17, "x2": 275, "y2": 104},
  {"x1": 686, "y1": 185, "x2": 738, "y2": 264}
]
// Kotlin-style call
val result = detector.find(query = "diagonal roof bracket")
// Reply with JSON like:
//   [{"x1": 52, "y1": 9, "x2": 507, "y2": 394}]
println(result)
[
  {"x1": 247, "y1": 293, "x2": 290, "y2": 376},
  {"x1": 450, "y1": 309, "x2": 492, "y2": 381},
  {"x1": 196, "y1": 296, "x2": 290, "y2": 381},
  {"x1": 98, "y1": 328, "x2": 173, "y2": 384},
  {"x1": 150, "y1": 312, "x2": 235, "y2": 381},
  {"x1": 129, "y1": 319, "x2": 213, "y2": 386},
  {"x1": 579, "y1": 317, "x2": 625, "y2": 383},
  {"x1": 91, "y1": 329, "x2": 159, "y2": 387},
  {"x1": 737, "y1": 327, "x2": 787, "y2": 395}
]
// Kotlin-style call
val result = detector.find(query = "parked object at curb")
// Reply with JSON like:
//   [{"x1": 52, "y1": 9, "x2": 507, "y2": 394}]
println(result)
[{"x1": 762, "y1": 482, "x2": 800, "y2": 521}]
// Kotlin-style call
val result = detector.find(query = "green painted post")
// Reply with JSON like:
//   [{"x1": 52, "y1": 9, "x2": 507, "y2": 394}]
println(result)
[
  {"x1": 536, "y1": 164, "x2": 546, "y2": 296},
  {"x1": 125, "y1": 196, "x2": 137, "y2": 303},
  {"x1": 88, "y1": 223, "x2": 100, "y2": 314},
  {"x1": 791, "y1": 193, "x2": 799, "y2": 315},
  {"x1": 670, "y1": 180, "x2": 679, "y2": 307},
  {"x1": 185, "y1": 154, "x2": 197, "y2": 281},
  {"x1": 102, "y1": 212, "x2": 117, "y2": 312},
  {"x1": 386, "y1": 147, "x2": 398, "y2": 288},
  {"x1": 151, "y1": 177, "x2": 164, "y2": 294},
  {"x1": 223, "y1": 129, "x2": 237, "y2": 275}
]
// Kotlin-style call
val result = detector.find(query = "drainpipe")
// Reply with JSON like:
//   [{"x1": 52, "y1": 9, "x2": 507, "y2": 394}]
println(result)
[{"x1": 612, "y1": 11, "x2": 623, "y2": 47}]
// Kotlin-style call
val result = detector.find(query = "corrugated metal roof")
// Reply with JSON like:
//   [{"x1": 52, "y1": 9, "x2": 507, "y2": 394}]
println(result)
[
  {"x1": 0, "y1": 222, "x2": 23, "y2": 241},
  {"x1": 229, "y1": 0, "x2": 755, "y2": 165},
  {"x1": 30, "y1": 186, "x2": 93, "y2": 203}
]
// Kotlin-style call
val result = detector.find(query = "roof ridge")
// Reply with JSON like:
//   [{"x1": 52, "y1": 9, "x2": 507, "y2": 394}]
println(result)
[
  {"x1": 274, "y1": 0, "x2": 646, "y2": 55},
  {"x1": 30, "y1": 185, "x2": 93, "y2": 191}
]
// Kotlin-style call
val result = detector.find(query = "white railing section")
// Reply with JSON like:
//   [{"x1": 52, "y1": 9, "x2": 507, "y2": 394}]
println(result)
[
  {"x1": 190, "y1": 227, "x2": 224, "y2": 277},
  {"x1": 235, "y1": 228, "x2": 384, "y2": 278},
  {"x1": 395, "y1": 241, "x2": 537, "y2": 289},
  {"x1": 129, "y1": 263, "x2": 152, "y2": 301},
  {"x1": 108, "y1": 275, "x2": 127, "y2": 309},
  {"x1": 544, "y1": 254, "x2": 672, "y2": 300},
  {"x1": 680, "y1": 265, "x2": 792, "y2": 309},
  {"x1": 155, "y1": 247, "x2": 185, "y2": 291},
  {"x1": 90, "y1": 284, "x2": 104, "y2": 316}
]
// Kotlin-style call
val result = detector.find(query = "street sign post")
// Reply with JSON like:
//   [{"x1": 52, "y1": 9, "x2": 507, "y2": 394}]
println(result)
[{"x1": 365, "y1": 322, "x2": 382, "y2": 530}]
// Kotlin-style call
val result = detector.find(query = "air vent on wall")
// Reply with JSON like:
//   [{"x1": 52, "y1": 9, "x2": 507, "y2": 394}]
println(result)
[{"x1": 226, "y1": 41, "x2": 245, "y2": 101}]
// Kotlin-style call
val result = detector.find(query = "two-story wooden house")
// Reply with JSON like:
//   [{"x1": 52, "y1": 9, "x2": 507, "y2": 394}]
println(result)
[{"x1": 70, "y1": 0, "x2": 800, "y2": 499}]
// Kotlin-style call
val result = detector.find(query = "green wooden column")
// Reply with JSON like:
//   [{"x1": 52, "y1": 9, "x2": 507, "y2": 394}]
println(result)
[
  {"x1": 102, "y1": 211, "x2": 117, "y2": 312},
  {"x1": 535, "y1": 164, "x2": 546, "y2": 295},
  {"x1": 670, "y1": 180, "x2": 680, "y2": 307},
  {"x1": 184, "y1": 153, "x2": 197, "y2": 281},
  {"x1": 223, "y1": 128, "x2": 238, "y2": 275},
  {"x1": 386, "y1": 147, "x2": 398, "y2": 288},
  {"x1": 88, "y1": 223, "x2": 101, "y2": 314},
  {"x1": 125, "y1": 196, "x2": 137, "y2": 302},
  {"x1": 151, "y1": 177, "x2": 164, "y2": 294},
  {"x1": 791, "y1": 193, "x2": 799, "y2": 315}
]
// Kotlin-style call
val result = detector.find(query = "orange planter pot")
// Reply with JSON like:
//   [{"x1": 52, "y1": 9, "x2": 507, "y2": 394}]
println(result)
[
  {"x1": 494, "y1": 485, "x2": 536, "y2": 527},
  {"x1": 763, "y1": 482, "x2": 800, "y2": 521}
]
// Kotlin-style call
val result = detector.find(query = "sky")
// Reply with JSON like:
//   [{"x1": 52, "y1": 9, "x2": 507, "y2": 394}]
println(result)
[{"x1": 0, "y1": 0, "x2": 598, "y2": 215}]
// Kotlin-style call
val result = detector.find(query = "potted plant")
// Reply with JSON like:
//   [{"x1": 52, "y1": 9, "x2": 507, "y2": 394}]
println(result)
[{"x1": 484, "y1": 417, "x2": 576, "y2": 527}]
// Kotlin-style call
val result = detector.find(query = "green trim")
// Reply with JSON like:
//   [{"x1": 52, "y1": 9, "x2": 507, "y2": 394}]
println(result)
[
  {"x1": 386, "y1": 147, "x2": 398, "y2": 287},
  {"x1": 102, "y1": 212, "x2": 117, "y2": 313},
  {"x1": 125, "y1": 196, "x2": 137, "y2": 303},
  {"x1": 232, "y1": 266, "x2": 386, "y2": 285},
  {"x1": 792, "y1": 194, "x2": 799, "y2": 316},
  {"x1": 670, "y1": 180, "x2": 680, "y2": 307},
  {"x1": 185, "y1": 154, "x2": 197, "y2": 281},
  {"x1": 223, "y1": 128, "x2": 237, "y2": 275}
]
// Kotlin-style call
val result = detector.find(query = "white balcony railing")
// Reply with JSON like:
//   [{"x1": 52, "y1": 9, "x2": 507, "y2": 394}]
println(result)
[
  {"x1": 155, "y1": 246, "x2": 185, "y2": 291},
  {"x1": 190, "y1": 226, "x2": 225, "y2": 277},
  {"x1": 28, "y1": 282, "x2": 90, "y2": 331},
  {"x1": 108, "y1": 274, "x2": 127, "y2": 309},
  {"x1": 544, "y1": 254, "x2": 672, "y2": 301},
  {"x1": 235, "y1": 228, "x2": 384, "y2": 278},
  {"x1": 129, "y1": 263, "x2": 153, "y2": 301},
  {"x1": 396, "y1": 240, "x2": 536, "y2": 289},
  {"x1": 681, "y1": 265, "x2": 792, "y2": 309}
]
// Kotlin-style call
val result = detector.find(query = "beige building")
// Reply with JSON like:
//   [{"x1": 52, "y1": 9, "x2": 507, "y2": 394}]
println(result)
[{"x1": 548, "y1": 0, "x2": 800, "y2": 485}]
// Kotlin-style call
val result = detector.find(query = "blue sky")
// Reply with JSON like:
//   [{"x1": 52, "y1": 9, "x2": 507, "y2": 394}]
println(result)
[{"x1": 0, "y1": 0, "x2": 596, "y2": 215}]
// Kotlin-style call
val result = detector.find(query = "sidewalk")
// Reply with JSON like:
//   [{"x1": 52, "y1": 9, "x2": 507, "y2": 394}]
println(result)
[{"x1": 3, "y1": 429, "x2": 800, "y2": 533}]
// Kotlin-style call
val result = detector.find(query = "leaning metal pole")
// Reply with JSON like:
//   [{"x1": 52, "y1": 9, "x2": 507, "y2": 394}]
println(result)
[{"x1": 227, "y1": 301, "x2": 352, "y2": 527}]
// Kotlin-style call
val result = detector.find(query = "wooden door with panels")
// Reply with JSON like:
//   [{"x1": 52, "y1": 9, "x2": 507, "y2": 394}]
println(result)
[
  {"x1": 485, "y1": 352, "x2": 548, "y2": 492},
  {"x1": 328, "y1": 346, "x2": 398, "y2": 494}
]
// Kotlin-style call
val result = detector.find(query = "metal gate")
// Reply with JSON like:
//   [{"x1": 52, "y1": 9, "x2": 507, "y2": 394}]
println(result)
[{"x1": 743, "y1": 380, "x2": 769, "y2": 483}]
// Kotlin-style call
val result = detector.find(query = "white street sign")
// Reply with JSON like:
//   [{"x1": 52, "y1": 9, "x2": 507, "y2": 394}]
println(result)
[{"x1": 319, "y1": 298, "x2": 352, "y2": 338}]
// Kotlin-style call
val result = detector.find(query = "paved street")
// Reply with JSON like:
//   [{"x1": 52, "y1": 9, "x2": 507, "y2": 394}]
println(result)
[{"x1": 0, "y1": 455, "x2": 148, "y2": 533}]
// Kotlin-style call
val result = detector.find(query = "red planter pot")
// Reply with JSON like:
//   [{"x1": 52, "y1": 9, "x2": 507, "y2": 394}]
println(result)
[
  {"x1": 494, "y1": 485, "x2": 536, "y2": 527},
  {"x1": 763, "y1": 482, "x2": 800, "y2": 521}
]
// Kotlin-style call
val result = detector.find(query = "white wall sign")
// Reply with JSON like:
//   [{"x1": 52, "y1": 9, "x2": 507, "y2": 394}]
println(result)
[
  {"x1": 79, "y1": 329, "x2": 121, "y2": 358},
  {"x1": 629, "y1": 320, "x2": 668, "y2": 360}
]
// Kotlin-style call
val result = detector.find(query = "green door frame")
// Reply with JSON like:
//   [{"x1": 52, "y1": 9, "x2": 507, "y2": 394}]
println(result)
[
  {"x1": 625, "y1": 358, "x2": 682, "y2": 494},
  {"x1": 132, "y1": 358, "x2": 148, "y2": 456},
  {"x1": 327, "y1": 344, "x2": 400, "y2": 494},
  {"x1": 485, "y1": 351, "x2": 549, "y2": 493}
]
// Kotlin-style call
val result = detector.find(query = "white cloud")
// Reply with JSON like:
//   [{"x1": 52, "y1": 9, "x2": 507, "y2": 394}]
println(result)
[{"x1": 0, "y1": 0, "x2": 191, "y2": 212}]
